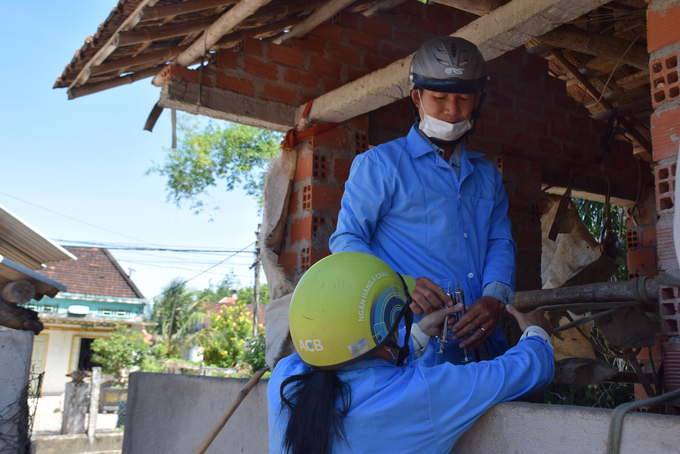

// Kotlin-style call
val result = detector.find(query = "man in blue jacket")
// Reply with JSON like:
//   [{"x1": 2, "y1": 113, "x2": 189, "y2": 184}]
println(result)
[{"x1": 330, "y1": 37, "x2": 516, "y2": 365}]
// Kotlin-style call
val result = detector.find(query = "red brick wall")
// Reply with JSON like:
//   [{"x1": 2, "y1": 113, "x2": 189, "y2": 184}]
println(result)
[
  {"x1": 648, "y1": 0, "x2": 680, "y2": 412},
  {"x1": 160, "y1": 3, "x2": 473, "y2": 110}
]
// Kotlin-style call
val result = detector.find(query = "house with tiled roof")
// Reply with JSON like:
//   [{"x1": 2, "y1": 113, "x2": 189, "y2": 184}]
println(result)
[{"x1": 29, "y1": 247, "x2": 147, "y2": 395}]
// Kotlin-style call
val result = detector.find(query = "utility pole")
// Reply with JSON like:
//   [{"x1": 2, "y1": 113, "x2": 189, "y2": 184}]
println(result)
[{"x1": 251, "y1": 224, "x2": 262, "y2": 336}]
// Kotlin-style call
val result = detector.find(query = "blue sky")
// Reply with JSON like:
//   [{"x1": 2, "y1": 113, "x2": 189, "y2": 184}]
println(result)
[{"x1": 1, "y1": 2, "x2": 263, "y2": 299}]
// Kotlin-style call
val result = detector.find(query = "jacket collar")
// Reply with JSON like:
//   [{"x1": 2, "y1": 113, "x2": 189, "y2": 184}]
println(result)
[{"x1": 406, "y1": 125, "x2": 484, "y2": 162}]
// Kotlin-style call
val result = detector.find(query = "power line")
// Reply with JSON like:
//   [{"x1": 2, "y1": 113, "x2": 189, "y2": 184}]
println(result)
[
  {"x1": 0, "y1": 190, "x2": 154, "y2": 244},
  {"x1": 149, "y1": 241, "x2": 256, "y2": 300}
]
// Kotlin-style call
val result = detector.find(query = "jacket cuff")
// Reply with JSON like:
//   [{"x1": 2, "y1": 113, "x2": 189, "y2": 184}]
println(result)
[{"x1": 482, "y1": 281, "x2": 515, "y2": 305}]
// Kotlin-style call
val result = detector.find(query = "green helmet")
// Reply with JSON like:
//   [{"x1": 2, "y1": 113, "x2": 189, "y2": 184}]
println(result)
[{"x1": 289, "y1": 252, "x2": 415, "y2": 370}]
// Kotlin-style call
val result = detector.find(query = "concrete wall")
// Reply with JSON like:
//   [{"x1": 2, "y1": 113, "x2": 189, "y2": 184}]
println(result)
[
  {"x1": 123, "y1": 372, "x2": 269, "y2": 454},
  {"x1": 124, "y1": 372, "x2": 680, "y2": 454},
  {"x1": 33, "y1": 433, "x2": 123, "y2": 454},
  {"x1": 0, "y1": 328, "x2": 33, "y2": 452}
]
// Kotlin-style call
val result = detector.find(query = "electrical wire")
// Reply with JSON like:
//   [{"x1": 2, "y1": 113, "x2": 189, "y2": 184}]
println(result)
[{"x1": 0, "y1": 190, "x2": 154, "y2": 244}]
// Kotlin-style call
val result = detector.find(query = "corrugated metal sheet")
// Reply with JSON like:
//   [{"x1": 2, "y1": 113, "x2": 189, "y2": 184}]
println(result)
[{"x1": 0, "y1": 204, "x2": 76, "y2": 269}]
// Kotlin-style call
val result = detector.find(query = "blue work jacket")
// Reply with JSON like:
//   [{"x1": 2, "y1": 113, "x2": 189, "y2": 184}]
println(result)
[
  {"x1": 330, "y1": 126, "x2": 517, "y2": 363},
  {"x1": 268, "y1": 336, "x2": 554, "y2": 454}
]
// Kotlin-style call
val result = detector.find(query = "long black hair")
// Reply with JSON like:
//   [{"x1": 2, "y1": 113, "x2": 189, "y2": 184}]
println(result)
[{"x1": 279, "y1": 370, "x2": 352, "y2": 454}]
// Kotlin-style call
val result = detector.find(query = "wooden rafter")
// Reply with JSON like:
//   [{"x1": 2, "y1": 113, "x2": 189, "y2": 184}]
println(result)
[
  {"x1": 118, "y1": 17, "x2": 215, "y2": 47},
  {"x1": 551, "y1": 49, "x2": 652, "y2": 161},
  {"x1": 428, "y1": 0, "x2": 508, "y2": 16},
  {"x1": 141, "y1": 0, "x2": 238, "y2": 21},
  {"x1": 66, "y1": 0, "x2": 159, "y2": 94},
  {"x1": 89, "y1": 48, "x2": 185, "y2": 77},
  {"x1": 539, "y1": 24, "x2": 648, "y2": 71},
  {"x1": 272, "y1": 0, "x2": 358, "y2": 44}
]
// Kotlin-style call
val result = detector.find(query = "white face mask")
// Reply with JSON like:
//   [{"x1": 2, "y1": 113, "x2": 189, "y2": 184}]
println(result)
[{"x1": 417, "y1": 94, "x2": 472, "y2": 142}]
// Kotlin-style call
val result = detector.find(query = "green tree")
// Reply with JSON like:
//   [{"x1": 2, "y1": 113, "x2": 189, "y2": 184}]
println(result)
[
  {"x1": 147, "y1": 115, "x2": 282, "y2": 212},
  {"x1": 151, "y1": 279, "x2": 206, "y2": 358},
  {"x1": 196, "y1": 272, "x2": 240, "y2": 302},
  {"x1": 91, "y1": 324, "x2": 163, "y2": 384},
  {"x1": 572, "y1": 197, "x2": 628, "y2": 281},
  {"x1": 237, "y1": 283, "x2": 270, "y2": 306}
]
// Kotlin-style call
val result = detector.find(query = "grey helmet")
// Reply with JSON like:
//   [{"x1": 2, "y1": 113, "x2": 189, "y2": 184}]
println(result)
[{"x1": 409, "y1": 37, "x2": 488, "y2": 94}]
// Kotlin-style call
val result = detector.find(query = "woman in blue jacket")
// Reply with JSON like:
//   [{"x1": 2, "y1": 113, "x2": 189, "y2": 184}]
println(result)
[{"x1": 268, "y1": 252, "x2": 554, "y2": 454}]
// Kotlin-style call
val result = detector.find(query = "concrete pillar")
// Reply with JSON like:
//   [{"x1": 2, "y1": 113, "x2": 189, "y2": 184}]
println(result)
[
  {"x1": 0, "y1": 328, "x2": 34, "y2": 452},
  {"x1": 647, "y1": 0, "x2": 680, "y2": 414},
  {"x1": 61, "y1": 372, "x2": 90, "y2": 435}
]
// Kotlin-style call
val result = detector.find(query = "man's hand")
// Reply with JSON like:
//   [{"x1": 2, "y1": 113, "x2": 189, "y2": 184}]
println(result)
[
  {"x1": 416, "y1": 304, "x2": 463, "y2": 337},
  {"x1": 409, "y1": 277, "x2": 454, "y2": 315},
  {"x1": 450, "y1": 296, "x2": 504, "y2": 350},
  {"x1": 506, "y1": 305, "x2": 552, "y2": 336}
]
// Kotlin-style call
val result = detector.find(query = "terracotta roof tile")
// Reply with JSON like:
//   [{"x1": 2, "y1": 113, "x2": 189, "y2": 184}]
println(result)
[{"x1": 38, "y1": 247, "x2": 144, "y2": 299}]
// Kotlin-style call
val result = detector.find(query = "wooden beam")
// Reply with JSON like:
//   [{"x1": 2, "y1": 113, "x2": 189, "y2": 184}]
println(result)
[
  {"x1": 69, "y1": 65, "x2": 165, "y2": 100},
  {"x1": 300, "y1": 0, "x2": 613, "y2": 124},
  {"x1": 0, "y1": 299, "x2": 43, "y2": 334},
  {"x1": 616, "y1": 71, "x2": 650, "y2": 90},
  {"x1": 362, "y1": 0, "x2": 409, "y2": 17},
  {"x1": 141, "y1": 0, "x2": 238, "y2": 21},
  {"x1": 171, "y1": 0, "x2": 273, "y2": 69},
  {"x1": 1, "y1": 281, "x2": 36, "y2": 305},
  {"x1": 551, "y1": 50, "x2": 653, "y2": 160},
  {"x1": 118, "y1": 17, "x2": 215, "y2": 47},
  {"x1": 89, "y1": 48, "x2": 184, "y2": 76},
  {"x1": 67, "y1": 0, "x2": 159, "y2": 94},
  {"x1": 273, "y1": 0, "x2": 357, "y2": 45},
  {"x1": 539, "y1": 24, "x2": 649, "y2": 71},
  {"x1": 428, "y1": 0, "x2": 508, "y2": 16},
  {"x1": 591, "y1": 97, "x2": 652, "y2": 121}
]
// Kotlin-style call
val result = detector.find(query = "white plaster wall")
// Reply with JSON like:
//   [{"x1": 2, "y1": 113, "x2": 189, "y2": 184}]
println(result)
[
  {"x1": 123, "y1": 372, "x2": 680, "y2": 454},
  {"x1": 39, "y1": 329, "x2": 110, "y2": 395}
]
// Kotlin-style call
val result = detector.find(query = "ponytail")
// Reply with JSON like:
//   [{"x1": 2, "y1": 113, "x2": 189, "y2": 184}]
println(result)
[{"x1": 280, "y1": 370, "x2": 352, "y2": 454}]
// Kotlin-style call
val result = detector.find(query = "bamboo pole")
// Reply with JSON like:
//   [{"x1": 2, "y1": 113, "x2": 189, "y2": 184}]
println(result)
[
  {"x1": 89, "y1": 48, "x2": 184, "y2": 77},
  {"x1": 69, "y1": 65, "x2": 165, "y2": 100},
  {"x1": 142, "y1": 0, "x2": 238, "y2": 21},
  {"x1": 510, "y1": 278, "x2": 658, "y2": 312},
  {"x1": 118, "y1": 17, "x2": 215, "y2": 47},
  {"x1": 193, "y1": 367, "x2": 269, "y2": 454},
  {"x1": 272, "y1": 0, "x2": 357, "y2": 44},
  {"x1": 551, "y1": 49, "x2": 653, "y2": 160}
]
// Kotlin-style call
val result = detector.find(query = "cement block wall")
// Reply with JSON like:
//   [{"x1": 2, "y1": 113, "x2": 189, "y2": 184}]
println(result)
[
  {"x1": 122, "y1": 372, "x2": 269, "y2": 454},
  {"x1": 124, "y1": 372, "x2": 680, "y2": 454}
]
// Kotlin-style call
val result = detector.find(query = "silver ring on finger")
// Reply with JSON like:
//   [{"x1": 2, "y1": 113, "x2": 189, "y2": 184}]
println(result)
[{"x1": 480, "y1": 327, "x2": 486, "y2": 333}]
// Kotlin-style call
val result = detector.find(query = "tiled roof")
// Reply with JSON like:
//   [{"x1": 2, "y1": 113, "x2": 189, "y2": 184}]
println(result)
[{"x1": 38, "y1": 247, "x2": 145, "y2": 299}]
